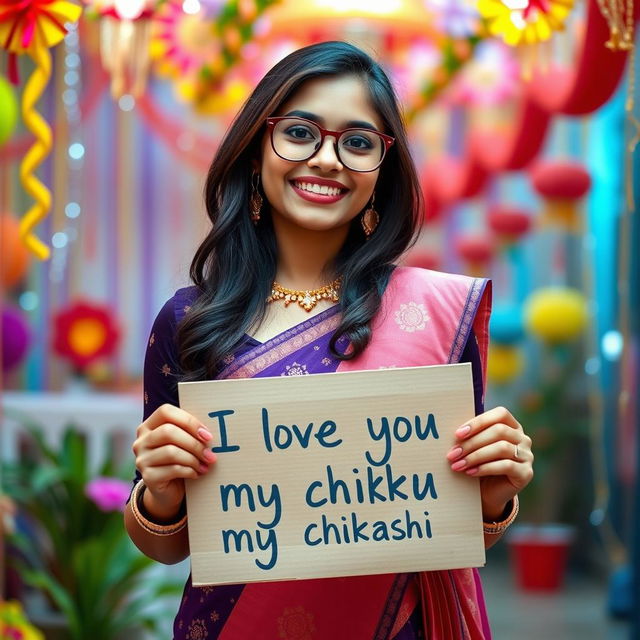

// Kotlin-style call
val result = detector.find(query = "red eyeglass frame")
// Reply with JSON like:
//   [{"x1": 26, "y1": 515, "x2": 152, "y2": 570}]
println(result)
[{"x1": 265, "y1": 116, "x2": 395, "y2": 172}]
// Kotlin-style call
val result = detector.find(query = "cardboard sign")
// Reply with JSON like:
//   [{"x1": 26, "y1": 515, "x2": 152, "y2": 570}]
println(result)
[{"x1": 179, "y1": 363, "x2": 485, "y2": 586}]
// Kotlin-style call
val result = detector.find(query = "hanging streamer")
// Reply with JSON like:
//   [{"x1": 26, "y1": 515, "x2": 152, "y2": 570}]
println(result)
[{"x1": 0, "y1": 0, "x2": 83, "y2": 259}]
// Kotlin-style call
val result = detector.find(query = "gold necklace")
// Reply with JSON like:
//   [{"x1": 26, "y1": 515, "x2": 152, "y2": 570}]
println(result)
[{"x1": 267, "y1": 277, "x2": 342, "y2": 312}]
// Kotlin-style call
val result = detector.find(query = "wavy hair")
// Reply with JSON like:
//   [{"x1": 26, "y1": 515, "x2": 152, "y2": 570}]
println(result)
[{"x1": 177, "y1": 41, "x2": 423, "y2": 381}]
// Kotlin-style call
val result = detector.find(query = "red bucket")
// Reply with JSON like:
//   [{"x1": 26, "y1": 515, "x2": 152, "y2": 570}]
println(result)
[{"x1": 507, "y1": 525, "x2": 575, "y2": 592}]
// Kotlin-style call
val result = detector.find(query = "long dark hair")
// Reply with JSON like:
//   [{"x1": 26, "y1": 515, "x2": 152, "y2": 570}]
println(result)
[{"x1": 177, "y1": 41, "x2": 423, "y2": 381}]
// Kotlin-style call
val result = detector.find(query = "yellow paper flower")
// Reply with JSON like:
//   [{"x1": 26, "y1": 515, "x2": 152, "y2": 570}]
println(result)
[{"x1": 477, "y1": 0, "x2": 574, "y2": 46}]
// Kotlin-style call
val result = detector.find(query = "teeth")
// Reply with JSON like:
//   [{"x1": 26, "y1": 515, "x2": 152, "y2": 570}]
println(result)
[{"x1": 295, "y1": 181, "x2": 342, "y2": 197}]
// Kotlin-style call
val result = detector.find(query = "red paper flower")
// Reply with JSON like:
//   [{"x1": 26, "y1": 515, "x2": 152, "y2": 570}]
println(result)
[{"x1": 52, "y1": 301, "x2": 120, "y2": 370}]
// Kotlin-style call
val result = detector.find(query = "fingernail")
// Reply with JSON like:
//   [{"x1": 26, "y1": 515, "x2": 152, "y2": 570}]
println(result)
[
  {"x1": 456, "y1": 425, "x2": 471, "y2": 438},
  {"x1": 465, "y1": 467, "x2": 478, "y2": 475},
  {"x1": 198, "y1": 427, "x2": 213, "y2": 442},
  {"x1": 198, "y1": 463, "x2": 209, "y2": 474},
  {"x1": 203, "y1": 449, "x2": 217, "y2": 463},
  {"x1": 446, "y1": 447, "x2": 463, "y2": 461},
  {"x1": 451, "y1": 459, "x2": 467, "y2": 471}
]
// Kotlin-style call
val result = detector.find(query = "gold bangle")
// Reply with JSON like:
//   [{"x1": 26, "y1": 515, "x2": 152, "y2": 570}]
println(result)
[
  {"x1": 130, "y1": 480, "x2": 187, "y2": 536},
  {"x1": 482, "y1": 495, "x2": 519, "y2": 535}
]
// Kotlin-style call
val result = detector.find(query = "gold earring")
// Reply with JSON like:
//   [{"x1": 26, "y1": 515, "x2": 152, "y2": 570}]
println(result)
[
  {"x1": 250, "y1": 173, "x2": 263, "y2": 225},
  {"x1": 361, "y1": 194, "x2": 379, "y2": 238}
]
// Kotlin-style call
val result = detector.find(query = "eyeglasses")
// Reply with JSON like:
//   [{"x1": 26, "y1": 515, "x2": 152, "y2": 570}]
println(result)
[{"x1": 265, "y1": 116, "x2": 395, "y2": 173}]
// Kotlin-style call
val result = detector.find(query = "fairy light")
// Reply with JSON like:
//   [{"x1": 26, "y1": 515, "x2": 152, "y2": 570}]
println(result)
[{"x1": 50, "y1": 21, "x2": 83, "y2": 285}]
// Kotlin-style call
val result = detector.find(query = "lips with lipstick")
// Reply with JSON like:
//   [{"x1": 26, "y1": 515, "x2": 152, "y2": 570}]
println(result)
[{"x1": 290, "y1": 177, "x2": 348, "y2": 204}]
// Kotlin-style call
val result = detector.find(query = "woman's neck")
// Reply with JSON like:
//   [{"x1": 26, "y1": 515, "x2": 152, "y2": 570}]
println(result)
[{"x1": 272, "y1": 217, "x2": 349, "y2": 289}]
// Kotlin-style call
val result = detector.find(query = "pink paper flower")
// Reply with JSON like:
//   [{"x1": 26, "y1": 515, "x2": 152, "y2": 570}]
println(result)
[{"x1": 85, "y1": 477, "x2": 131, "y2": 512}]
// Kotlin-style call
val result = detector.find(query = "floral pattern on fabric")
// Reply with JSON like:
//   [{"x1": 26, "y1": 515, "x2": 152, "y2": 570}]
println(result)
[
  {"x1": 281, "y1": 362, "x2": 309, "y2": 376},
  {"x1": 277, "y1": 606, "x2": 316, "y2": 640},
  {"x1": 394, "y1": 302, "x2": 430, "y2": 332}
]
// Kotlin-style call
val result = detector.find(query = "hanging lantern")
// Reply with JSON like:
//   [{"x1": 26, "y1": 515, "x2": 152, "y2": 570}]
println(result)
[
  {"x1": 404, "y1": 248, "x2": 441, "y2": 271},
  {"x1": 487, "y1": 205, "x2": 532, "y2": 246},
  {"x1": 524, "y1": 287, "x2": 589, "y2": 343},
  {"x1": 454, "y1": 233, "x2": 496, "y2": 276},
  {"x1": 487, "y1": 343, "x2": 524, "y2": 385},
  {"x1": 529, "y1": 161, "x2": 591, "y2": 232},
  {"x1": 83, "y1": 0, "x2": 160, "y2": 98},
  {"x1": 490, "y1": 305, "x2": 525, "y2": 344}
]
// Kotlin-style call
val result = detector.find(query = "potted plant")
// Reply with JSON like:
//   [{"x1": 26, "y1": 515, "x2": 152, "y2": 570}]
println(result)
[
  {"x1": 2, "y1": 427, "x2": 181, "y2": 639},
  {"x1": 506, "y1": 341, "x2": 589, "y2": 591}
]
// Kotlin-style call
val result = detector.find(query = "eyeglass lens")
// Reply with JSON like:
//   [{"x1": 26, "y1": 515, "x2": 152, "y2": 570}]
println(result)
[{"x1": 272, "y1": 118, "x2": 386, "y2": 171}]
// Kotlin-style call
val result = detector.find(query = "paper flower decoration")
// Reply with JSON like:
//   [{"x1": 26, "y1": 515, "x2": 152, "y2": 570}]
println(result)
[
  {"x1": 477, "y1": 0, "x2": 574, "y2": 46},
  {"x1": 0, "y1": 0, "x2": 82, "y2": 260},
  {"x1": 151, "y1": 0, "x2": 222, "y2": 102},
  {"x1": 53, "y1": 300, "x2": 120, "y2": 370}
]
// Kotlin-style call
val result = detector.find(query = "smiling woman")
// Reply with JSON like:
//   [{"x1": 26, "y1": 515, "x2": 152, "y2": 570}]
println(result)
[{"x1": 124, "y1": 41, "x2": 534, "y2": 640}]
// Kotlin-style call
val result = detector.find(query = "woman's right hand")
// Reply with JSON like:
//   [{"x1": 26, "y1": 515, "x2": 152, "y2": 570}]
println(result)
[{"x1": 132, "y1": 404, "x2": 217, "y2": 519}]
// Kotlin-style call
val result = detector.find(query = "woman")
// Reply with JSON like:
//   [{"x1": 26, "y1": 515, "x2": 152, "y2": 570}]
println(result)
[{"x1": 125, "y1": 41, "x2": 534, "y2": 639}]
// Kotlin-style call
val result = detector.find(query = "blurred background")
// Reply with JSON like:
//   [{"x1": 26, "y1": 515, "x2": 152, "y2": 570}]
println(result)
[{"x1": 0, "y1": 0, "x2": 638, "y2": 638}]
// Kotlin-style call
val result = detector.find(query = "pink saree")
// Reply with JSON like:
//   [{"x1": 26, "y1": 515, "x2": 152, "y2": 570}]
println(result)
[{"x1": 143, "y1": 266, "x2": 492, "y2": 639}]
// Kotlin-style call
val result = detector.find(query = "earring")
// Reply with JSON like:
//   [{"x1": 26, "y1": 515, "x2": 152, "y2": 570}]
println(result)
[
  {"x1": 361, "y1": 194, "x2": 379, "y2": 238},
  {"x1": 250, "y1": 172, "x2": 263, "y2": 225}
]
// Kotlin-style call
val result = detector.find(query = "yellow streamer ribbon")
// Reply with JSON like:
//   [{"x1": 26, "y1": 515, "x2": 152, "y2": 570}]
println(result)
[
  {"x1": 0, "y1": 0, "x2": 82, "y2": 260},
  {"x1": 19, "y1": 45, "x2": 53, "y2": 260}
]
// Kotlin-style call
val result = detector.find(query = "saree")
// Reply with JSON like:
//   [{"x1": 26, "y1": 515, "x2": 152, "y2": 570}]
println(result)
[{"x1": 140, "y1": 266, "x2": 492, "y2": 640}]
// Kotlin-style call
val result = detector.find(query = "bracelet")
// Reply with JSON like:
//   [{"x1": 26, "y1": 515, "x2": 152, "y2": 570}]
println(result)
[
  {"x1": 130, "y1": 480, "x2": 188, "y2": 536},
  {"x1": 482, "y1": 495, "x2": 519, "y2": 535}
]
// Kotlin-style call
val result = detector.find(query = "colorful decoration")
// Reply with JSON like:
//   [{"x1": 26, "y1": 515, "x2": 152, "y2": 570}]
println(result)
[
  {"x1": 595, "y1": 0, "x2": 636, "y2": 49},
  {"x1": 0, "y1": 0, "x2": 82, "y2": 260},
  {"x1": 83, "y1": 0, "x2": 159, "y2": 98},
  {"x1": 0, "y1": 214, "x2": 30, "y2": 288},
  {"x1": 430, "y1": 0, "x2": 480, "y2": 37},
  {"x1": 150, "y1": 0, "x2": 222, "y2": 102},
  {"x1": 524, "y1": 287, "x2": 589, "y2": 343},
  {"x1": 52, "y1": 300, "x2": 120, "y2": 370},
  {"x1": 529, "y1": 161, "x2": 591, "y2": 231},
  {"x1": 0, "y1": 600, "x2": 44, "y2": 640},
  {"x1": 1, "y1": 304, "x2": 32, "y2": 373},
  {"x1": 490, "y1": 305, "x2": 525, "y2": 344},
  {"x1": 454, "y1": 233, "x2": 496, "y2": 276},
  {"x1": 487, "y1": 205, "x2": 532, "y2": 245},
  {"x1": 0, "y1": 75, "x2": 18, "y2": 146},
  {"x1": 189, "y1": 0, "x2": 281, "y2": 114},
  {"x1": 477, "y1": 0, "x2": 575, "y2": 47},
  {"x1": 404, "y1": 248, "x2": 442, "y2": 271},
  {"x1": 487, "y1": 343, "x2": 524, "y2": 384},
  {"x1": 446, "y1": 40, "x2": 519, "y2": 106}
]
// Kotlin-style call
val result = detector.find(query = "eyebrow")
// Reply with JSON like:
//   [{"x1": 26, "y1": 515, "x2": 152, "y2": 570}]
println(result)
[{"x1": 283, "y1": 110, "x2": 380, "y2": 131}]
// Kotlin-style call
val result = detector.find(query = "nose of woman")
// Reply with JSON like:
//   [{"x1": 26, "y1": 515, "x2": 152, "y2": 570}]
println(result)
[{"x1": 307, "y1": 136, "x2": 344, "y2": 173}]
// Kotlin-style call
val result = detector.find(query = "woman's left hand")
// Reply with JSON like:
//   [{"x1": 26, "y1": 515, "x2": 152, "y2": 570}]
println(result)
[{"x1": 447, "y1": 406, "x2": 534, "y2": 520}]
